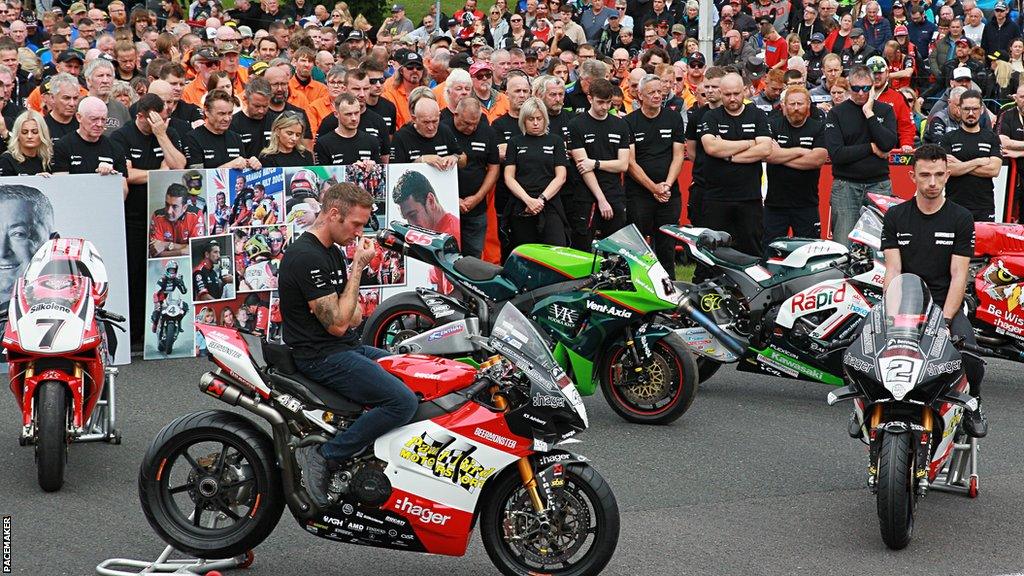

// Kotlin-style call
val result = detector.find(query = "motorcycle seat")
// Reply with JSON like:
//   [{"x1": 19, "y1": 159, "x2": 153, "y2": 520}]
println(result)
[
  {"x1": 260, "y1": 343, "x2": 364, "y2": 414},
  {"x1": 710, "y1": 247, "x2": 761, "y2": 267},
  {"x1": 453, "y1": 256, "x2": 504, "y2": 281},
  {"x1": 696, "y1": 229, "x2": 734, "y2": 250}
]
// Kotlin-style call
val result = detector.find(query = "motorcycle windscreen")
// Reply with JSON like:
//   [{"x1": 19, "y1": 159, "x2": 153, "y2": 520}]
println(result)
[
  {"x1": 871, "y1": 273, "x2": 935, "y2": 400},
  {"x1": 593, "y1": 224, "x2": 678, "y2": 304},
  {"x1": 489, "y1": 303, "x2": 588, "y2": 426},
  {"x1": 14, "y1": 275, "x2": 93, "y2": 353},
  {"x1": 848, "y1": 208, "x2": 883, "y2": 250}
]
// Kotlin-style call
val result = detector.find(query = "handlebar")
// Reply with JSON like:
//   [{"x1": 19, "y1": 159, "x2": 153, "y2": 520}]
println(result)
[
  {"x1": 96, "y1": 309, "x2": 126, "y2": 323},
  {"x1": 956, "y1": 340, "x2": 995, "y2": 357},
  {"x1": 376, "y1": 228, "x2": 407, "y2": 255},
  {"x1": 821, "y1": 336, "x2": 857, "y2": 353}
]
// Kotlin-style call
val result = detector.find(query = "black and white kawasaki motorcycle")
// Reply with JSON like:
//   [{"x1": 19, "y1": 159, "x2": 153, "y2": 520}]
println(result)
[{"x1": 826, "y1": 274, "x2": 985, "y2": 550}]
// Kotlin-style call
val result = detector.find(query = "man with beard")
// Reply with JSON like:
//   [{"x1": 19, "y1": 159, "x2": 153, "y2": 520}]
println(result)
[
  {"x1": 264, "y1": 62, "x2": 314, "y2": 149},
  {"x1": 715, "y1": 29, "x2": 755, "y2": 68},
  {"x1": 362, "y1": 60, "x2": 397, "y2": 134},
  {"x1": 446, "y1": 97, "x2": 499, "y2": 258},
  {"x1": 940, "y1": 89, "x2": 1002, "y2": 221},
  {"x1": 697, "y1": 72, "x2": 772, "y2": 256},
  {"x1": 765, "y1": 87, "x2": 828, "y2": 244},
  {"x1": 231, "y1": 77, "x2": 273, "y2": 157},
  {"x1": 685, "y1": 66, "x2": 725, "y2": 229},
  {"x1": 289, "y1": 46, "x2": 329, "y2": 109},
  {"x1": 44, "y1": 73, "x2": 81, "y2": 143},
  {"x1": 341, "y1": 30, "x2": 368, "y2": 60},
  {"x1": 315, "y1": 93, "x2": 381, "y2": 165},
  {"x1": 183, "y1": 90, "x2": 260, "y2": 170},
  {"x1": 193, "y1": 240, "x2": 233, "y2": 301},
  {"x1": 841, "y1": 29, "x2": 877, "y2": 72},
  {"x1": 384, "y1": 50, "x2": 426, "y2": 130},
  {"x1": 625, "y1": 73, "x2": 685, "y2": 277},
  {"x1": 867, "y1": 56, "x2": 916, "y2": 152},
  {"x1": 316, "y1": 69, "x2": 391, "y2": 162}
]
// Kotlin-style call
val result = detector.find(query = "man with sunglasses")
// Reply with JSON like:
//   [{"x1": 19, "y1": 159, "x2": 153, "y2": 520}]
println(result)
[
  {"x1": 383, "y1": 50, "x2": 425, "y2": 129},
  {"x1": 469, "y1": 60, "x2": 509, "y2": 123},
  {"x1": 361, "y1": 60, "x2": 397, "y2": 135},
  {"x1": 823, "y1": 64, "x2": 898, "y2": 247},
  {"x1": 939, "y1": 89, "x2": 1002, "y2": 222}
]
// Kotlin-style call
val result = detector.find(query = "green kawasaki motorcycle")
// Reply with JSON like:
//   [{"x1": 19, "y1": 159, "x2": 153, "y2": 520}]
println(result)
[{"x1": 364, "y1": 223, "x2": 707, "y2": 424}]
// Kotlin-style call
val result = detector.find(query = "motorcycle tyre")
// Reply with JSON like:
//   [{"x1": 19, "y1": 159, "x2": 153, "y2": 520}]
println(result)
[
  {"x1": 138, "y1": 410, "x2": 285, "y2": 559},
  {"x1": 600, "y1": 333, "x2": 699, "y2": 425},
  {"x1": 162, "y1": 322, "x2": 178, "y2": 355},
  {"x1": 361, "y1": 292, "x2": 437, "y2": 350},
  {"x1": 36, "y1": 381, "x2": 67, "y2": 492},
  {"x1": 480, "y1": 463, "x2": 619, "y2": 576},
  {"x1": 877, "y1": 431, "x2": 915, "y2": 550}
]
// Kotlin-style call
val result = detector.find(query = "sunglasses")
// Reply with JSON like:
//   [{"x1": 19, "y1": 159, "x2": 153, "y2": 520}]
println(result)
[
  {"x1": 674, "y1": 76, "x2": 684, "y2": 81},
  {"x1": 368, "y1": 77, "x2": 385, "y2": 84},
  {"x1": 850, "y1": 85, "x2": 872, "y2": 93},
  {"x1": 474, "y1": 71, "x2": 493, "y2": 79},
  {"x1": 404, "y1": 63, "x2": 424, "y2": 70}
]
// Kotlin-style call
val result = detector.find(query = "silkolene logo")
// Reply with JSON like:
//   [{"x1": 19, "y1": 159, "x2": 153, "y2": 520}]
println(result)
[{"x1": 393, "y1": 497, "x2": 452, "y2": 525}]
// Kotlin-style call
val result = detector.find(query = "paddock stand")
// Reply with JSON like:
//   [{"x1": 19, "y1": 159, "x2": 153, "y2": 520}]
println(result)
[
  {"x1": 930, "y1": 435, "x2": 980, "y2": 498},
  {"x1": 96, "y1": 545, "x2": 253, "y2": 576}
]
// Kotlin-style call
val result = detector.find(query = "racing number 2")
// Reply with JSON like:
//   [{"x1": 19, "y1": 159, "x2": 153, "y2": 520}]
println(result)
[
  {"x1": 885, "y1": 358, "x2": 914, "y2": 385},
  {"x1": 35, "y1": 318, "x2": 65, "y2": 349}
]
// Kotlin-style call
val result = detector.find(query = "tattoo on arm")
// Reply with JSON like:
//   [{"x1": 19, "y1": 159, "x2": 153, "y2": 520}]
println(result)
[{"x1": 311, "y1": 294, "x2": 339, "y2": 330}]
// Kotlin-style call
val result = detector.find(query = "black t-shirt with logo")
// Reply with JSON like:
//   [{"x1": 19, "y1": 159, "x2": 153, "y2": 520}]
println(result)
[
  {"x1": 278, "y1": 231, "x2": 360, "y2": 360},
  {"x1": 940, "y1": 127, "x2": 1002, "y2": 220},
  {"x1": 267, "y1": 104, "x2": 315, "y2": 140},
  {"x1": 568, "y1": 111, "x2": 631, "y2": 204},
  {"x1": 317, "y1": 109, "x2": 391, "y2": 157},
  {"x1": 685, "y1": 104, "x2": 711, "y2": 190},
  {"x1": 624, "y1": 106, "x2": 686, "y2": 197},
  {"x1": 182, "y1": 125, "x2": 246, "y2": 168},
  {"x1": 0, "y1": 152, "x2": 44, "y2": 176},
  {"x1": 111, "y1": 121, "x2": 183, "y2": 218},
  {"x1": 880, "y1": 198, "x2": 974, "y2": 305},
  {"x1": 390, "y1": 123, "x2": 463, "y2": 163},
  {"x1": 314, "y1": 130, "x2": 382, "y2": 165},
  {"x1": 194, "y1": 263, "x2": 228, "y2": 300},
  {"x1": 766, "y1": 115, "x2": 827, "y2": 208},
  {"x1": 45, "y1": 114, "x2": 78, "y2": 143},
  {"x1": 445, "y1": 118, "x2": 500, "y2": 216},
  {"x1": 696, "y1": 104, "x2": 771, "y2": 202},
  {"x1": 52, "y1": 131, "x2": 128, "y2": 175},
  {"x1": 505, "y1": 132, "x2": 569, "y2": 200},
  {"x1": 367, "y1": 97, "x2": 397, "y2": 134},
  {"x1": 490, "y1": 114, "x2": 523, "y2": 212},
  {"x1": 259, "y1": 148, "x2": 315, "y2": 167},
  {"x1": 230, "y1": 111, "x2": 272, "y2": 157}
]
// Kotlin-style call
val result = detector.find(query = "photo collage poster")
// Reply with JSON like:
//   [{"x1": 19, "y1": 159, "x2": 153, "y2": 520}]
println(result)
[{"x1": 143, "y1": 164, "x2": 459, "y2": 360}]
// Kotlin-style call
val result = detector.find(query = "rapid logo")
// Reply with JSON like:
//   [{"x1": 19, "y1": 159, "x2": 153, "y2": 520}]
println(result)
[
  {"x1": 585, "y1": 299, "x2": 633, "y2": 318},
  {"x1": 791, "y1": 283, "x2": 847, "y2": 312},
  {"x1": 393, "y1": 497, "x2": 452, "y2": 526},
  {"x1": 399, "y1": 432, "x2": 496, "y2": 492}
]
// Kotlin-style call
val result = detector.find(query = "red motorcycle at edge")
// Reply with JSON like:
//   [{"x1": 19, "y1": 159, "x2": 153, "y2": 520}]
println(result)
[
  {"x1": 3, "y1": 238, "x2": 124, "y2": 491},
  {"x1": 137, "y1": 303, "x2": 620, "y2": 576}
]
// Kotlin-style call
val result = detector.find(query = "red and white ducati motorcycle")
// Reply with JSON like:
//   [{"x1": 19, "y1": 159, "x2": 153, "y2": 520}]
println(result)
[
  {"x1": 138, "y1": 304, "x2": 620, "y2": 576},
  {"x1": 3, "y1": 238, "x2": 124, "y2": 492}
]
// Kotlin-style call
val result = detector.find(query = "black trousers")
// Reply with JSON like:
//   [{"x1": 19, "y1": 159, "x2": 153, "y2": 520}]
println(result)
[
  {"x1": 687, "y1": 185, "x2": 704, "y2": 226},
  {"x1": 126, "y1": 217, "x2": 147, "y2": 347},
  {"x1": 508, "y1": 198, "x2": 570, "y2": 249},
  {"x1": 763, "y1": 205, "x2": 821, "y2": 253},
  {"x1": 701, "y1": 198, "x2": 765, "y2": 257},
  {"x1": 569, "y1": 199, "x2": 628, "y2": 251},
  {"x1": 950, "y1": 311, "x2": 984, "y2": 397},
  {"x1": 628, "y1": 192, "x2": 682, "y2": 279}
]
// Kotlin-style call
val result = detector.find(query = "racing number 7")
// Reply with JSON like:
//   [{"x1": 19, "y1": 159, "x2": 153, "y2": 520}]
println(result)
[{"x1": 35, "y1": 318, "x2": 65, "y2": 349}]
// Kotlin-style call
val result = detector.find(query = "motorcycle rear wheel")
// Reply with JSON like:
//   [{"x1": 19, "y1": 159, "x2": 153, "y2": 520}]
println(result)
[
  {"x1": 36, "y1": 381, "x2": 68, "y2": 492},
  {"x1": 138, "y1": 410, "x2": 284, "y2": 559},
  {"x1": 600, "y1": 333, "x2": 699, "y2": 425},
  {"x1": 480, "y1": 463, "x2": 619, "y2": 576},
  {"x1": 877, "y1": 431, "x2": 916, "y2": 550},
  {"x1": 361, "y1": 292, "x2": 438, "y2": 350}
]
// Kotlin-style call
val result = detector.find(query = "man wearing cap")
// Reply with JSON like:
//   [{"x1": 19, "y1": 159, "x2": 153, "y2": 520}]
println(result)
[
  {"x1": 867, "y1": 55, "x2": 915, "y2": 152},
  {"x1": 383, "y1": 50, "x2": 426, "y2": 129},
  {"x1": 982, "y1": 1, "x2": 1019, "y2": 55},
  {"x1": 380, "y1": 4, "x2": 414, "y2": 38},
  {"x1": 469, "y1": 60, "x2": 509, "y2": 123},
  {"x1": 841, "y1": 29, "x2": 877, "y2": 71},
  {"x1": 27, "y1": 47, "x2": 83, "y2": 113},
  {"x1": 680, "y1": 52, "x2": 706, "y2": 108},
  {"x1": 181, "y1": 47, "x2": 222, "y2": 107},
  {"x1": 218, "y1": 41, "x2": 249, "y2": 95},
  {"x1": 940, "y1": 88, "x2": 1003, "y2": 222},
  {"x1": 823, "y1": 64, "x2": 899, "y2": 247},
  {"x1": 939, "y1": 39, "x2": 986, "y2": 95},
  {"x1": 804, "y1": 32, "x2": 829, "y2": 85}
]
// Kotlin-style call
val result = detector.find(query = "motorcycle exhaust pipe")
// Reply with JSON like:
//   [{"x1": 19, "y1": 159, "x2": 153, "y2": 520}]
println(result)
[
  {"x1": 198, "y1": 372, "x2": 318, "y2": 518},
  {"x1": 677, "y1": 298, "x2": 748, "y2": 358}
]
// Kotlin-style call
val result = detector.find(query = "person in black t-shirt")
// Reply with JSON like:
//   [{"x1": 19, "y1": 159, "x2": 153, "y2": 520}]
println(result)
[
  {"x1": 697, "y1": 72, "x2": 773, "y2": 257},
  {"x1": 492, "y1": 72, "x2": 531, "y2": 256},
  {"x1": 568, "y1": 78, "x2": 631, "y2": 251},
  {"x1": 940, "y1": 90, "x2": 1002, "y2": 222},
  {"x1": 0, "y1": 110, "x2": 51, "y2": 176},
  {"x1": 685, "y1": 68, "x2": 725, "y2": 231},
  {"x1": 765, "y1": 87, "x2": 828, "y2": 246},
  {"x1": 52, "y1": 96, "x2": 128, "y2": 197},
  {"x1": 625, "y1": 74, "x2": 685, "y2": 278},
  {"x1": 363, "y1": 62, "x2": 398, "y2": 134},
  {"x1": 315, "y1": 93, "x2": 382, "y2": 165},
  {"x1": 391, "y1": 96, "x2": 466, "y2": 168},
  {"x1": 258, "y1": 111, "x2": 315, "y2": 167},
  {"x1": 193, "y1": 239, "x2": 233, "y2": 301},
  {"x1": 44, "y1": 73, "x2": 81, "y2": 144},
  {"x1": 183, "y1": 89, "x2": 260, "y2": 170},
  {"x1": 280, "y1": 183, "x2": 418, "y2": 508},
  {"x1": 316, "y1": 71, "x2": 391, "y2": 162},
  {"x1": 230, "y1": 77, "x2": 274, "y2": 158},
  {"x1": 447, "y1": 97, "x2": 500, "y2": 258},
  {"x1": 505, "y1": 97, "x2": 570, "y2": 248},
  {"x1": 879, "y1": 144, "x2": 987, "y2": 438},
  {"x1": 264, "y1": 64, "x2": 315, "y2": 148},
  {"x1": 997, "y1": 84, "x2": 1024, "y2": 215}
]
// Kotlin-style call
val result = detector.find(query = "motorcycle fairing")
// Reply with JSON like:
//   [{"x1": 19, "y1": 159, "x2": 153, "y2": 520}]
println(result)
[
  {"x1": 974, "y1": 256, "x2": 1024, "y2": 339},
  {"x1": 775, "y1": 279, "x2": 873, "y2": 339},
  {"x1": 198, "y1": 323, "x2": 272, "y2": 398},
  {"x1": 377, "y1": 354, "x2": 478, "y2": 401},
  {"x1": 6, "y1": 276, "x2": 98, "y2": 355}
]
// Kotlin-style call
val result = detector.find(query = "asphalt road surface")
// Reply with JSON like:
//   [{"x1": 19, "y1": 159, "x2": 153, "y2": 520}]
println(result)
[{"x1": 2, "y1": 354, "x2": 1023, "y2": 576}]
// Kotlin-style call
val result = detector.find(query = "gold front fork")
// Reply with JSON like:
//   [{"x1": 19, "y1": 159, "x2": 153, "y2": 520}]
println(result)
[{"x1": 491, "y1": 383, "x2": 546, "y2": 513}]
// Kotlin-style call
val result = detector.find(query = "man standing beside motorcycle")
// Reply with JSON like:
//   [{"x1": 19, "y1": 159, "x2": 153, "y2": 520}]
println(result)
[
  {"x1": 279, "y1": 183, "x2": 418, "y2": 507},
  {"x1": 879, "y1": 143, "x2": 987, "y2": 438}
]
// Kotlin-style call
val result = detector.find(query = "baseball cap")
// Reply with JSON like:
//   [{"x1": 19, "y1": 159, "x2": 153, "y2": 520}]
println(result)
[
  {"x1": 195, "y1": 47, "x2": 221, "y2": 61},
  {"x1": 57, "y1": 49, "x2": 84, "y2": 63},
  {"x1": 866, "y1": 55, "x2": 887, "y2": 73},
  {"x1": 671, "y1": 23, "x2": 685, "y2": 34},
  {"x1": 238, "y1": 25, "x2": 253, "y2": 38},
  {"x1": 810, "y1": 32, "x2": 825, "y2": 43},
  {"x1": 995, "y1": 0, "x2": 1009, "y2": 10},
  {"x1": 849, "y1": 27, "x2": 864, "y2": 38},
  {"x1": 391, "y1": 3, "x2": 405, "y2": 12},
  {"x1": 524, "y1": 48, "x2": 539, "y2": 60},
  {"x1": 249, "y1": 61, "x2": 269, "y2": 76},
  {"x1": 893, "y1": 25, "x2": 908, "y2": 36},
  {"x1": 892, "y1": 1, "x2": 903, "y2": 7},
  {"x1": 68, "y1": 1, "x2": 87, "y2": 14},
  {"x1": 689, "y1": 51, "x2": 706, "y2": 68},
  {"x1": 450, "y1": 51, "x2": 473, "y2": 69},
  {"x1": 469, "y1": 60, "x2": 492, "y2": 76},
  {"x1": 757, "y1": 14, "x2": 773, "y2": 25},
  {"x1": 399, "y1": 50, "x2": 423, "y2": 67},
  {"x1": 429, "y1": 33, "x2": 451, "y2": 47},
  {"x1": 955, "y1": 37, "x2": 971, "y2": 47},
  {"x1": 745, "y1": 55, "x2": 767, "y2": 80},
  {"x1": 988, "y1": 50, "x2": 1008, "y2": 62},
  {"x1": 220, "y1": 42, "x2": 241, "y2": 54},
  {"x1": 471, "y1": 36, "x2": 486, "y2": 46},
  {"x1": 953, "y1": 66, "x2": 972, "y2": 80},
  {"x1": 608, "y1": 12, "x2": 619, "y2": 19},
  {"x1": 346, "y1": 30, "x2": 365, "y2": 41}
]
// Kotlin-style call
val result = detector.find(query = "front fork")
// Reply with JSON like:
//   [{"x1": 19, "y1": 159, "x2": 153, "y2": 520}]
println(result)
[
  {"x1": 866, "y1": 405, "x2": 934, "y2": 496},
  {"x1": 485, "y1": 370, "x2": 548, "y2": 516}
]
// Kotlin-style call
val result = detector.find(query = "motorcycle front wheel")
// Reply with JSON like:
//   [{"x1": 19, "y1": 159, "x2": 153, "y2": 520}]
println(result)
[
  {"x1": 877, "y1": 431, "x2": 916, "y2": 550},
  {"x1": 161, "y1": 322, "x2": 179, "y2": 355},
  {"x1": 361, "y1": 292, "x2": 438, "y2": 350},
  {"x1": 138, "y1": 410, "x2": 285, "y2": 559},
  {"x1": 480, "y1": 463, "x2": 619, "y2": 576},
  {"x1": 36, "y1": 381, "x2": 68, "y2": 492},
  {"x1": 600, "y1": 332, "x2": 699, "y2": 424}
]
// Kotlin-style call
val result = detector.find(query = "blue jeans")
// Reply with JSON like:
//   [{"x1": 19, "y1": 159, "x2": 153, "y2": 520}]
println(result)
[
  {"x1": 460, "y1": 212, "x2": 488, "y2": 258},
  {"x1": 830, "y1": 179, "x2": 892, "y2": 247},
  {"x1": 296, "y1": 345, "x2": 418, "y2": 462}
]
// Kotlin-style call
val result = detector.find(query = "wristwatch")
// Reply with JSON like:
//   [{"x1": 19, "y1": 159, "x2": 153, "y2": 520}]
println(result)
[{"x1": 594, "y1": 159, "x2": 601, "y2": 172}]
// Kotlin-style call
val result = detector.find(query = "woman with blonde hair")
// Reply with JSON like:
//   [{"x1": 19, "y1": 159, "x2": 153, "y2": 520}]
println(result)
[
  {"x1": 0, "y1": 110, "x2": 53, "y2": 176},
  {"x1": 259, "y1": 112, "x2": 314, "y2": 167},
  {"x1": 786, "y1": 33, "x2": 804, "y2": 59}
]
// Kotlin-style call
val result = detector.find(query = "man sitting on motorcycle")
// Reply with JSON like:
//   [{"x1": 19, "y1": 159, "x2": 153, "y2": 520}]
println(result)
[
  {"x1": 152, "y1": 260, "x2": 187, "y2": 333},
  {"x1": 879, "y1": 143, "x2": 987, "y2": 438},
  {"x1": 279, "y1": 182, "x2": 418, "y2": 507}
]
